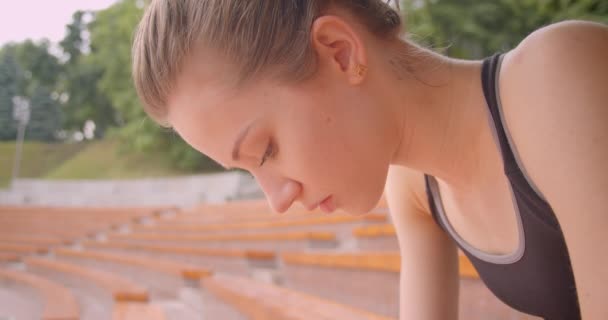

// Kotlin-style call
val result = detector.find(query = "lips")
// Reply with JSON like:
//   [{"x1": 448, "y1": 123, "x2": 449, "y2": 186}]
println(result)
[
  {"x1": 306, "y1": 195, "x2": 334, "y2": 212},
  {"x1": 319, "y1": 195, "x2": 335, "y2": 213}
]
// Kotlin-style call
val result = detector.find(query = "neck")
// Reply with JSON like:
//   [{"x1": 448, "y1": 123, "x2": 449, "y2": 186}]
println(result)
[{"x1": 385, "y1": 41, "x2": 491, "y2": 190}]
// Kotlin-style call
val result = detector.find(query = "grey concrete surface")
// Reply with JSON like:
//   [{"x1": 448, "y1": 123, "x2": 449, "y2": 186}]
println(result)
[{"x1": 0, "y1": 172, "x2": 263, "y2": 207}]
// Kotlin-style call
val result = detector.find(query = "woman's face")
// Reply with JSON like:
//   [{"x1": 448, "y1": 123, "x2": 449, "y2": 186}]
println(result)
[{"x1": 167, "y1": 51, "x2": 396, "y2": 214}]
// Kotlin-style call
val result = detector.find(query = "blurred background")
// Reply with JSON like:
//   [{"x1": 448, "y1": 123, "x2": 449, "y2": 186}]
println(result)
[
  {"x1": 0, "y1": 2, "x2": 606, "y2": 320},
  {"x1": 0, "y1": 0, "x2": 607, "y2": 206}
]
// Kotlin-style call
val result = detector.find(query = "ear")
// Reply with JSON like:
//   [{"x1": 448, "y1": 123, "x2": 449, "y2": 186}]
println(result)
[{"x1": 311, "y1": 15, "x2": 368, "y2": 85}]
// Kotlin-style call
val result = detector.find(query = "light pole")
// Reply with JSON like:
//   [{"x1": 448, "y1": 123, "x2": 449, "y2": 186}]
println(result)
[{"x1": 11, "y1": 96, "x2": 30, "y2": 189}]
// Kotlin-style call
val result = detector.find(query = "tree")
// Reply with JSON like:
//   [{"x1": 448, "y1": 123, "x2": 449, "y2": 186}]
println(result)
[
  {"x1": 60, "y1": 11, "x2": 87, "y2": 65},
  {"x1": 403, "y1": 0, "x2": 608, "y2": 59},
  {"x1": 88, "y1": 0, "x2": 221, "y2": 171},
  {"x1": 6, "y1": 40, "x2": 63, "y2": 95},
  {"x1": 0, "y1": 88, "x2": 15, "y2": 140},
  {"x1": 59, "y1": 10, "x2": 117, "y2": 136},
  {"x1": 88, "y1": 0, "x2": 149, "y2": 125},
  {"x1": 0, "y1": 41, "x2": 64, "y2": 142},
  {"x1": 61, "y1": 59, "x2": 116, "y2": 136},
  {"x1": 26, "y1": 86, "x2": 62, "y2": 142},
  {"x1": 0, "y1": 52, "x2": 23, "y2": 140}
]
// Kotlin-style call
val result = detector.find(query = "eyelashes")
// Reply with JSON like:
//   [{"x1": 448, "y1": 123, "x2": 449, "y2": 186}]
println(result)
[{"x1": 259, "y1": 140, "x2": 275, "y2": 167}]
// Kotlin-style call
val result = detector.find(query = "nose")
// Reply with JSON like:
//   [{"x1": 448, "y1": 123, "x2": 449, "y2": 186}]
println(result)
[{"x1": 253, "y1": 171, "x2": 301, "y2": 214}]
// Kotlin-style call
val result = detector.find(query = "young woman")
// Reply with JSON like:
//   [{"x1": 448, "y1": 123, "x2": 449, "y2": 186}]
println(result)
[{"x1": 131, "y1": 1, "x2": 607, "y2": 319}]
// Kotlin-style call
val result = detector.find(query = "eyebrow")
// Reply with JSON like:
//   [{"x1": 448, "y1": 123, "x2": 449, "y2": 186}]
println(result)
[{"x1": 230, "y1": 122, "x2": 254, "y2": 166}]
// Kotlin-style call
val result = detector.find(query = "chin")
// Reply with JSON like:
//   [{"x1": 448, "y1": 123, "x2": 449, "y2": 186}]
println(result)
[
  {"x1": 341, "y1": 194, "x2": 382, "y2": 216},
  {"x1": 339, "y1": 169, "x2": 388, "y2": 215}
]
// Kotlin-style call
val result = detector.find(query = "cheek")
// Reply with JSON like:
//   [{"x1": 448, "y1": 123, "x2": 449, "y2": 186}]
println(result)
[{"x1": 280, "y1": 112, "x2": 388, "y2": 213}]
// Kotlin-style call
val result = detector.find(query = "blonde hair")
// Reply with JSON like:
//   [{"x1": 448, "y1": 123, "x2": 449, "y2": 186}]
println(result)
[{"x1": 132, "y1": 0, "x2": 402, "y2": 125}]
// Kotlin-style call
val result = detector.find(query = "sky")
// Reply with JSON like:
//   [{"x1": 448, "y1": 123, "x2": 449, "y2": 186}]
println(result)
[{"x1": 0, "y1": 0, "x2": 117, "y2": 46}]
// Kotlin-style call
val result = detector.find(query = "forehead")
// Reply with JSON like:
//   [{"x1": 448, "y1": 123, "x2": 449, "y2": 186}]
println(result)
[
  {"x1": 165, "y1": 54, "x2": 275, "y2": 163},
  {"x1": 169, "y1": 50, "x2": 243, "y2": 121},
  {"x1": 167, "y1": 46, "x2": 279, "y2": 115}
]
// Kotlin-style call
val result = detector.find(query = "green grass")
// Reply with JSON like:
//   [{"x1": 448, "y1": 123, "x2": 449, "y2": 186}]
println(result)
[
  {"x1": 0, "y1": 139, "x2": 201, "y2": 188},
  {"x1": 44, "y1": 139, "x2": 191, "y2": 180},
  {"x1": 0, "y1": 141, "x2": 86, "y2": 188}
]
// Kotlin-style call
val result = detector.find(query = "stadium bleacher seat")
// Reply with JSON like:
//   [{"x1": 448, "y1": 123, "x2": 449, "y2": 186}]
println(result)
[
  {"x1": 0, "y1": 268, "x2": 80, "y2": 320},
  {"x1": 202, "y1": 273, "x2": 394, "y2": 320}
]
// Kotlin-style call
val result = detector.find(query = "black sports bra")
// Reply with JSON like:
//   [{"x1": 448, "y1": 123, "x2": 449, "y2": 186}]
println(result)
[{"x1": 425, "y1": 52, "x2": 580, "y2": 320}]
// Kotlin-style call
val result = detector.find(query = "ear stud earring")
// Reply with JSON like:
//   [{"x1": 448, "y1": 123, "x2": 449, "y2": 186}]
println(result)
[{"x1": 355, "y1": 64, "x2": 368, "y2": 77}]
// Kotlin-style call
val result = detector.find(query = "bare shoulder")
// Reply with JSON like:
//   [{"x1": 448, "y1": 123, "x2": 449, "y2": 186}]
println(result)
[
  {"x1": 498, "y1": 20, "x2": 608, "y2": 198},
  {"x1": 384, "y1": 165, "x2": 431, "y2": 219},
  {"x1": 501, "y1": 20, "x2": 608, "y2": 113},
  {"x1": 499, "y1": 20, "x2": 608, "y2": 318},
  {"x1": 501, "y1": 19, "x2": 608, "y2": 106},
  {"x1": 504, "y1": 20, "x2": 608, "y2": 68}
]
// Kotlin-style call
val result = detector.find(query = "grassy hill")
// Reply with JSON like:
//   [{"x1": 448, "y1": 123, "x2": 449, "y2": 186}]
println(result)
[
  {"x1": 45, "y1": 139, "x2": 189, "y2": 180},
  {"x1": 0, "y1": 139, "x2": 203, "y2": 188},
  {"x1": 0, "y1": 141, "x2": 86, "y2": 188}
]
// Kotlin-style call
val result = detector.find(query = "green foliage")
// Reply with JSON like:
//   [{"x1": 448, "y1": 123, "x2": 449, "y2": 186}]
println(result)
[
  {"x1": 87, "y1": 0, "x2": 223, "y2": 172},
  {"x1": 115, "y1": 119, "x2": 224, "y2": 172},
  {"x1": 3, "y1": 40, "x2": 63, "y2": 95},
  {"x1": 0, "y1": 41, "x2": 64, "y2": 142},
  {"x1": 88, "y1": 0, "x2": 144, "y2": 123},
  {"x1": 58, "y1": 11, "x2": 118, "y2": 135},
  {"x1": 403, "y1": 0, "x2": 608, "y2": 58},
  {"x1": 61, "y1": 55, "x2": 117, "y2": 135},
  {"x1": 1, "y1": 0, "x2": 220, "y2": 171},
  {"x1": 0, "y1": 90, "x2": 17, "y2": 140},
  {"x1": 60, "y1": 11, "x2": 87, "y2": 65},
  {"x1": 26, "y1": 87, "x2": 63, "y2": 141},
  {"x1": 0, "y1": 52, "x2": 22, "y2": 140}
]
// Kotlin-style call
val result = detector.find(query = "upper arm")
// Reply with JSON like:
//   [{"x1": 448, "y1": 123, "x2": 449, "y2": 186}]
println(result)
[
  {"x1": 500, "y1": 20, "x2": 608, "y2": 319},
  {"x1": 385, "y1": 165, "x2": 459, "y2": 320}
]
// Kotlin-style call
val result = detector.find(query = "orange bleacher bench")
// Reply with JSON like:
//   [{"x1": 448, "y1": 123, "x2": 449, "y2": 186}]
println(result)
[
  {"x1": 24, "y1": 257, "x2": 149, "y2": 303},
  {"x1": 112, "y1": 302, "x2": 167, "y2": 320},
  {"x1": 0, "y1": 268, "x2": 80, "y2": 320},
  {"x1": 55, "y1": 248, "x2": 213, "y2": 281},
  {"x1": 282, "y1": 251, "x2": 478, "y2": 279},
  {"x1": 352, "y1": 224, "x2": 399, "y2": 250},
  {"x1": 24, "y1": 257, "x2": 173, "y2": 319},
  {"x1": 0, "y1": 235, "x2": 68, "y2": 246},
  {"x1": 0, "y1": 243, "x2": 49, "y2": 255},
  {"x1": 137, "y1": 213, "x2": 386, "y2": 233},
  {"x1": 0, "y1": 205, "x2": 174, "y2": 218},
  {"x1": 280, "y1": 251, "x2": 479, "y2": 318},
  {"x1": 353, "y1": 224, "x2": 396, "y2": 238},
  {"x1": 83, "y1": 240, "x2": 277, "y2": 276},
  {"x1": 111, "y1": 231, "x2": 336, "y2": 242},
  {"x1": 108, "y1": 231, "x2": 339, "y2": 251},
  {"x1": 283, "y1": 251, "x2": 401, "y2": 273},
  {"x1": 0, "y1": 205, "x2": 176, "y2": 247},
  {"x1": 202, "y1": 273, "x2": 395, "y2": 320},
  {"x1": 84, "y1": 240, "x2": 275, "y2": 260},
  {"x1": 0, "y1": 252, "x2": 21, "y2": 263}
]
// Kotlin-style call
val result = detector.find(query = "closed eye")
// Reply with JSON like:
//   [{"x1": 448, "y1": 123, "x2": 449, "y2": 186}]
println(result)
[{"x1": 259, "y1": 141, "x2": 275, "y2": 167}]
